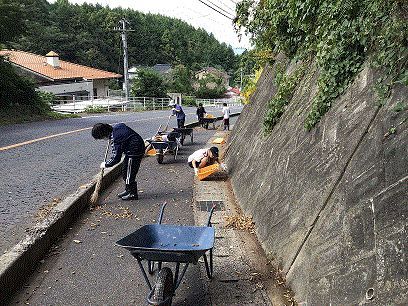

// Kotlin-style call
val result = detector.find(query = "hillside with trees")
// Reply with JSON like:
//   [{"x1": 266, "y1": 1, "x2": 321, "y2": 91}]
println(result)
[{"x1": 12, "y1": 0, "x2": 239, "y2": 80}]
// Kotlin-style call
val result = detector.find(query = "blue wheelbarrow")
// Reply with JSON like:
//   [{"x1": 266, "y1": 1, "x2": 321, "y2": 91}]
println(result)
[
  {"x1": 146, "y1": 139, "x2": 179, "y2": 164},
  {"x1": 116, "y1": 202, "x2": 216, "y2": 306}
]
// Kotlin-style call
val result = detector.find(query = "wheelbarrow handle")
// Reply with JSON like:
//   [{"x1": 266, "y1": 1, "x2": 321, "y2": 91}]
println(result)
[
  {"x1": 158, "y1": 202, "x2": 167, "y2": 224},
  {"x1": 206, "y1": 204, "x2": 217, "y2": 227}
]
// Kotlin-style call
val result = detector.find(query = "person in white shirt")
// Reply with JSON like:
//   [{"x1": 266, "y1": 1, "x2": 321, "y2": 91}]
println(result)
[
  {"x1": 222, "y1": 103, "x2": 230, "y2": 131},
  {"x1": 188, "y1": 147, "x2": 219, "y2": 175}
]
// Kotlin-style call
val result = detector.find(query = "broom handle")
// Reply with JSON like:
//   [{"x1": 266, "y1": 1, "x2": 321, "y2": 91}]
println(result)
[
  {"x1": 103, "y1": 139, "x2": 110, "y2": 165},
  {"x1": 163, "y1": 115, "x2": 171, "y2": 132},
  {"x1": 100, "y1": 139, "x2": 110, "y2": 176}
]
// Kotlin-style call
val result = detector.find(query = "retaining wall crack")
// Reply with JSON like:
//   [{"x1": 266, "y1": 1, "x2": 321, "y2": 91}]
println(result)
[{"x1": 287, "y1": 104, "x2": 382, "y2": 274}]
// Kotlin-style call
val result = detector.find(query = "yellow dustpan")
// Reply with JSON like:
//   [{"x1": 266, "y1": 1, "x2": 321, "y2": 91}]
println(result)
[
  {"x1": 197, "y1": 163, "x2": 219, "y2": 180},
  {"x1": 212, "y1": 138, "x2": 225, "y2": 144},
  {"x1": 147, "y1": 149, "x2": 156, "y2": 156}
]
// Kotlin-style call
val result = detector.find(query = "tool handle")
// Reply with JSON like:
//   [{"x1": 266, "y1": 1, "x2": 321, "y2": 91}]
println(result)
[
  {"x1": 163, "y1": 115, "x2": 171, "y2": 132},
  {"x1": 103, "y1": 139, "x2": 110, "y2": 162},
  {"x1": 158, "y1": 202, "x2": 167, "y2": 224}
]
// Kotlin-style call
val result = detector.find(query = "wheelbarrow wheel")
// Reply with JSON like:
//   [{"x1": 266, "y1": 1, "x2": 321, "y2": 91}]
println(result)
[
  {"x1": 157, "y1": 149, "x2": 164, "y2": 164},
  {"x1": 152, "y1": 267, "x2": 173, "y2": 306}
]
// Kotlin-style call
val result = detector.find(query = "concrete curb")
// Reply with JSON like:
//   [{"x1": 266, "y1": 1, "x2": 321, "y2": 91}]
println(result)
[{"x1": 0, "y1": 111, "x2": 241, "y2": 302}]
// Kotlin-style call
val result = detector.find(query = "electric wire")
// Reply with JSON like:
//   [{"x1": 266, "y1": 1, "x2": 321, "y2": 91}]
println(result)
[
  {"x1": 212, "y1": 0, "x2": 236, "y2": 14},
  {"x1": 200, "y1": 0, "x2": 235, "y2": 18},
  {"x1": 198, "y1": 0, "x2": 234, "y2": 20}
]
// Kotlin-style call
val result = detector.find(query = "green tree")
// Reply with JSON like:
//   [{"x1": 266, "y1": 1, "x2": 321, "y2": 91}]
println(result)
[
  {"x1": 194, "y1": 74, "x2": 226, "y2": 99},
  {"x1": 167, "y1": 65, "x2": 193, "y2": 94},
  {"x1": 130, "y1": 68, "x2": 167, "y2": 97},
  {"x1": 0, "y1": 0, "x2": 27, "y2": 45}
]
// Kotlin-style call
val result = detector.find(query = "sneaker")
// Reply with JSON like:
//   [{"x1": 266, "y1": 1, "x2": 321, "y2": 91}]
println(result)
[{"x1": 121, "y1": 193, "x2": 138, "y2": 201}]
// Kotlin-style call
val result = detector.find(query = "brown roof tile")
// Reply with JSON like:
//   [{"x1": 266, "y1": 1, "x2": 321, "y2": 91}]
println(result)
[{"x1": 0, "y1": 49, "x2": 122, "y2": 81}]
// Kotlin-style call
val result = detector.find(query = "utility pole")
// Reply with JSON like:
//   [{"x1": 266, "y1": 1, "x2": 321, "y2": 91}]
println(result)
[
  {"x1": 240, "y1": 67, "x2": 243, "y2": 91},
  {"x1": 115, "y1": 16, "x2": 134, "y2": 101}
]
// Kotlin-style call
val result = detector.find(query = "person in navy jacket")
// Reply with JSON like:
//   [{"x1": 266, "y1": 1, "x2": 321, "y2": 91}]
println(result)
[
  {"x1": 92, "y1": 123, "x2": 145, "y2": 200},
  {"x1": 172, "y1": 101, "x2": 185, "y2": 128}
]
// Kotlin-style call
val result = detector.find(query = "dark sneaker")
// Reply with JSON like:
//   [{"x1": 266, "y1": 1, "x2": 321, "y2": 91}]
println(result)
[
  {"x1": 121, "y1": 193, "x2": 138, "y2": 201},
  {"x1": 117, "y1": 190, "x2": 129, "y2": 198}
]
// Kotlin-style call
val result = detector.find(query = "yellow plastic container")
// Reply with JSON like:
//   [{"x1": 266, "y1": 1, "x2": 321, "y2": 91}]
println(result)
[
  {"x1": 212, "y1": 138, "x2": 225, "y2": 144},
  {"x1": 198, "y1": 163, "x2": 219, "y2": 180},
  {"x1": 147, "y1": 149, "x2": 156, "y2": 156}
]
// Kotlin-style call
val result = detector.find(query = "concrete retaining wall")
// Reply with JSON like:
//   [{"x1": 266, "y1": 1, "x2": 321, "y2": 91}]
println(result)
[{"x1": 226, "y1": 55, "x2": 408, "y2": 305}]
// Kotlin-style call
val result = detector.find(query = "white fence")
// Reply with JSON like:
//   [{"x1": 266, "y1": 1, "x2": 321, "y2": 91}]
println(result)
[
  {"x1": 196, "y1": 97, "x2": 244, "y2": 108},
  {"x1": 51, "y1": 96, "x2": 172, "y2": 113},
  {"x1": 51, "y1": 94, "x2": 243, "y2": 113}
]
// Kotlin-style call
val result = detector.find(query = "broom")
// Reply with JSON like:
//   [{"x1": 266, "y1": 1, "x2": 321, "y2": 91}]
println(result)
[
  {"x1": 163, "y1": 114, "x2": 172, "y2": 132},
  {"x1": 90, "y1": 140, "x2": 110, "y2": 208}
]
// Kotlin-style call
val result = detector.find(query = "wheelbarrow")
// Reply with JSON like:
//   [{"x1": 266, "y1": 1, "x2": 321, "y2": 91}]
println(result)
[
  {"x1": 146, "y1": 139, "x2": 179, "y2": 164},
  {"x1": 202, "y1": 115, "x2": 216, "y2": 129},
  {"x1": 116, "y1": 202, "x2": 216, "y2": 306},
  {"x1": 172, "y1": 128, "x2": 193, "y2": 145}
]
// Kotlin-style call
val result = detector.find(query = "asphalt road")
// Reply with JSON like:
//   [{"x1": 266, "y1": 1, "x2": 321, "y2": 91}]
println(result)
[
  {"x1": 7, "y1": 113, "x2": 242, "y2": 306},
  {"x1": 0, "y1": 105, "x2": 242, "y2": 255}
]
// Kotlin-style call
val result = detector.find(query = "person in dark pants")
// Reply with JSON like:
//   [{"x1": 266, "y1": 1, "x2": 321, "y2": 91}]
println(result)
[
  {"x1": 172, "y1": 101, "x2": 185, "y2": 128},
  {"x1": 92, "y1": 123, "x2": 145, "y2": 200},
  {"x1": 196, "y1": 103, "x2": 206, "y2": 127},
  {"x1": 222, "y1": 102, "x2": 230, "y2": 131}
]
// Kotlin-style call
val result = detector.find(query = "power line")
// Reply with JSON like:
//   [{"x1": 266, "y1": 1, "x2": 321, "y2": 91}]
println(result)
[
  {"x1": 198, "y1": 0, "x2": 234, "y2": 20},
  {"x1": 202, "y1": 0, "x2": 235, "y2": 17},
  {"x1": 212, "y1": 0, "x2": 236, "y2": 14}
]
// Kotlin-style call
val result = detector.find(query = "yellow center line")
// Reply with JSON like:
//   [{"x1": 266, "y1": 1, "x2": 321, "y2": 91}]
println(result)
[
  {"x1": 0, "y1": 127, "x2": 92, "y2": 151},
  {"x1": 0, "y1": 110, "x2": 214, "y2": 152}
]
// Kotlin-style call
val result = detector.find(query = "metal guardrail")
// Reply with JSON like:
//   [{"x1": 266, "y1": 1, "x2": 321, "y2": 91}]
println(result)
[
  {"x1": 196, "y1": 98, "x2": 244, "y2": 107},
  {"x1": 51, "y1": 95, "x2": 243, "y2": 113},
  {"x1": 51, "y1": 96, "x2": 172, "y2": 113}
]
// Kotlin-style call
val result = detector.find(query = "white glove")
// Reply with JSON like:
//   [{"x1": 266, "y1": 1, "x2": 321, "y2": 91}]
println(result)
[
  {"x1": 220, "y1": 163, "x2": 227, "y2": 170},
  {"x1": 194, "y1": 168, "x2": 199, "y2": 175},
  {"x1": 100, "y1": 162, "x2": 106, "y2": 169}
]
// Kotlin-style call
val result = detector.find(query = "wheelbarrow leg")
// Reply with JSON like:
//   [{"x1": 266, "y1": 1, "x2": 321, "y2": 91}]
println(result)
[
  {"x1": 136, "y1": 257, "x2": 153, "y2": 290},
  {"x1": 203, "y1": 249, "x2": 213, "y2": 279}
]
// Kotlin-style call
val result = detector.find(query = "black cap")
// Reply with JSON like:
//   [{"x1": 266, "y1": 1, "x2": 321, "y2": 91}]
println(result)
[{"x1": 209, "y1": 146, "x2": 219, "y2": 157}]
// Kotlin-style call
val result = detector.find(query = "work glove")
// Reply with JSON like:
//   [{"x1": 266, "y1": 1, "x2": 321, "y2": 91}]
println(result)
[
  {"x1": 100, "y1": 162, "x2": 106, "y2": 169},
  {"x1": 194, "y1": 168, "x2": 199, "y2": 175}
]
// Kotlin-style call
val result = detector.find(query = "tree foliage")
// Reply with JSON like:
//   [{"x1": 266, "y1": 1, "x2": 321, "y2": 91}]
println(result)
[
  {"x1": 130, "y1": 68, "x2": 167, "y2": 98},
  {"x1": 194, "y1": 74, "x2": 227, "y2": 99},
  {"x1": 10, "y1": 0, "x2": 239, "y2": 77},
  {"x1": 234, "y1": 0, "x2": 408, "y2": 132}
]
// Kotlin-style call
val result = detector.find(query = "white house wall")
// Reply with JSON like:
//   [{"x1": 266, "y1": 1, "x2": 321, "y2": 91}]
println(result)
[
  {"x1": 93, "y1": 79, "x2": 109, "y2": 97},
  {"x1": 38, "y1": 81, "x2": 93, "y2": 96}
]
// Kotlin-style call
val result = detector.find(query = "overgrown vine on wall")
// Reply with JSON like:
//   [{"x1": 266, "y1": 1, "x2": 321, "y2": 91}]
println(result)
[
  {"x1": 234, "y1": 0, "x2": 408, "y2": 132},
  {"x1": 264, "y1": 64, "x2": 305, "y2": 134}
]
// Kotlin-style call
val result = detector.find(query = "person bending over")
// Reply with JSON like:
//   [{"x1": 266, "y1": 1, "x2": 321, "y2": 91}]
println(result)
[
  {"x1": 92, "y1": 123, "x2": 145, "y2": 200},
  {"x1": 188, "y1": 146, "x2": 219, "y2": 176}
]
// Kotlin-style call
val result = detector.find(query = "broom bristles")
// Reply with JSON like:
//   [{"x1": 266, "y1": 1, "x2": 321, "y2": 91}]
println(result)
[{"x1": 90, "y1": 169, "x2": 104, "y2": 207}]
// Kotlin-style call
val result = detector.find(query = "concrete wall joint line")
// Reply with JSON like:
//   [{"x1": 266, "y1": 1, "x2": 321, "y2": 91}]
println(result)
[{"x1": 287, "y1": 104, "x2": 382, "y2": 274}]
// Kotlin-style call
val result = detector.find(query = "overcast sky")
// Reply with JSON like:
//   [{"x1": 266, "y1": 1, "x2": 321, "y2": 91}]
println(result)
[{"x1": 59, "y1": 0, "x2": 252, "y2": 52}]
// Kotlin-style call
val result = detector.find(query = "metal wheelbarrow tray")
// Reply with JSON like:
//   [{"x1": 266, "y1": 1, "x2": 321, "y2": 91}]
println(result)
[
  {"x1": 146, "y1": 140, "x2": 179, "y2": 164},
  {"x1": 116, "y1": 203, "x2": 216, "y2": 306},
  {"x1": 172, "y1": 128, "x2": 193, "y2": 145}
]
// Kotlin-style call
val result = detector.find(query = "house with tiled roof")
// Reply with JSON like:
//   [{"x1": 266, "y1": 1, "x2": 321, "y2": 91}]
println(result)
[
  {"x1": 194, "y1": 67, "x2": 230, "y2": 90},
  {"x1": 128, "y1": 64, "x2": 173, "y2": 80},
  {"x1": 0, "y1": 49, "x2": 121, "y2": 99}
]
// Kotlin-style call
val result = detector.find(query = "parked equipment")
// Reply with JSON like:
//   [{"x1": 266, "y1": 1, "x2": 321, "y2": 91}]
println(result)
[
  {"x1": 202, "y1": 115, "x2": 216, "y2": 129},
  {"x1": 172, "y1": 128, "x2": 193, "y2": 145},
  {"x1": 116, "y1": 202, "x2": 216, "y2": 306}
]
